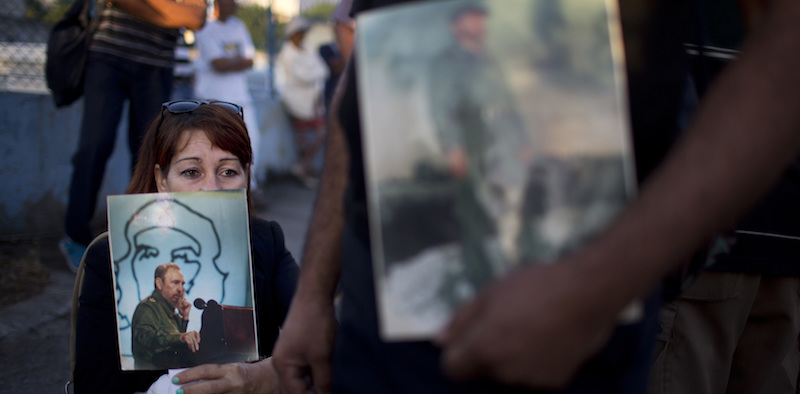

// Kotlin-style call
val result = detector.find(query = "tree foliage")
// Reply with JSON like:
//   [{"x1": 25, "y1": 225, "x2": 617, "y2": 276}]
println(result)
[
  {"x1": 26, "y1": 0, "x2": 72, "y2": 26},
  {"x1": 301, "y1": 2, "x2": 336, "y2": 22},
  {"x1": 237, "y1": 3, "x2": 269, "y2": 51}
]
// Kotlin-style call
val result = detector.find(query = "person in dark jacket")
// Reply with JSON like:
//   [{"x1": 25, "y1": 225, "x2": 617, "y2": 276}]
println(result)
[{"x1": 74, "y1": 100, "x2": 298, "y2": 393}]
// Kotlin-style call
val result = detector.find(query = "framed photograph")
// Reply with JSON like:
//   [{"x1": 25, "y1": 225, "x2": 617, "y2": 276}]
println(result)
[
  {"x1": 357, "y1": 0, "x2": 636, "y2": 340},
  {"x1": 107, "y1": 189, "x2": 258, "y2": 370}
]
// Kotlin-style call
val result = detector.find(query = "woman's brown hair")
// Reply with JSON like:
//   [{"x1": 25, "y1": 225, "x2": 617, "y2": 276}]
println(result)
[{"x1": 126, "y1": 103, "x2": 253, "y2": 203}]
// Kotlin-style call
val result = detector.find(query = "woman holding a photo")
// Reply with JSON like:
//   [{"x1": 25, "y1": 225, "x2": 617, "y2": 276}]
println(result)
[{"x1": 73, "y1": 100, "x2": 298, "y2": 394}]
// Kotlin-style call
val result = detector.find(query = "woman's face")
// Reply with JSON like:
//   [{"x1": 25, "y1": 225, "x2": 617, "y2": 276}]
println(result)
[{"x1": 155, "y1": 129, "x2": 247, "y2": 193}]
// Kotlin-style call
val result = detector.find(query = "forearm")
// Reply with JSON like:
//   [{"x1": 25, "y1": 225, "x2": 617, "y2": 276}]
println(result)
[
  {"x1": 437, "y1": 3, "x2": 800, "y2": 387},
  {"x1": 580, "y1": 0, "x2": 800, "y2": 313},
  {"x1": 112, "y1": 0, "x2": 206, "y2": 30},
  {"x1": 210, "y1": 57, "x2": 254, "y2": 72},
  {"x1": 294, "y1": 71, "x2": 350, "y2": 302},
  {"x1": 334, "y1": 22, "x2": 355, "y2": 63},
  {"x1": 241, "y1": 358, "x2": 282, "y2": 394}
]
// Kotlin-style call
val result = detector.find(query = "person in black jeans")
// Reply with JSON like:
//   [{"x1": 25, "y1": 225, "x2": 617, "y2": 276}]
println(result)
[{"x1": 59, "y1": 0, "x2": 206, "y2": 272}]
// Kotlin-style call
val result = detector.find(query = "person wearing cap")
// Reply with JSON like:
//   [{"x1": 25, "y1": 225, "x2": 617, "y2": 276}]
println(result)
[
  {"x1": 275, "y1": 16, "x2": 330, "y2": 186},
  {"x1": 429, "y1": 4, "x2": 531, "y2": 300}
]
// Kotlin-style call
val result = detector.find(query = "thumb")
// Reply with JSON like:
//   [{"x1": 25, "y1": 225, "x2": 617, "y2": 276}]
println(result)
[
  {"x1": 437, "y1": 297, "x2": 486, "y2": 381},
  {"x1": 440, "y1": 321, "x2": 484, "y2": 381}
]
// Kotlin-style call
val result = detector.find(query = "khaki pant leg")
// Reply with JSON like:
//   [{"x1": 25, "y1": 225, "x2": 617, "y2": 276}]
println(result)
[
  {"x1": 649, "y1": 272, "x2": 759, "y2": 394},
  {"x1": 729, "y1": 276, "x2": 800, "y2": 394},
  {"x1": 759, "y1": 333, "x2": 800, "y2": 394}
]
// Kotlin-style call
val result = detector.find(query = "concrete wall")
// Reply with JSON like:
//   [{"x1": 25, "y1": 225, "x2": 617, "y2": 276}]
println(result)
[{"x1": 0, "y1": 87, "x2": 299, "y2": 239}]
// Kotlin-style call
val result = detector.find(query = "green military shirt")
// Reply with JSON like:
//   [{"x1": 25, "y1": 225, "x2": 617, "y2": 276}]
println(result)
[
  {"x1": 131, "y1": 290, "x2": 188, "y2": 367},
  {"x1": 428, "y1": 44, "x2": 529, "y2": 189},
  {"x1": 427, "y1": 44, "x2": 532, "y2": 294}
]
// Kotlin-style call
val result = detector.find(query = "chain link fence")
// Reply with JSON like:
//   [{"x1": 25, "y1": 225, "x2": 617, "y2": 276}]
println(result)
[
  {"x1": 0, "y1": 0, "x2": 336, "y2": 95},
  {"x1": 1, "y1": 0, "x2": 71, "y2": 93}
]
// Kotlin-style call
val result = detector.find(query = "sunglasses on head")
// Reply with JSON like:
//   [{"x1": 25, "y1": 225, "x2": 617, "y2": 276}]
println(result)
[{"x1": 161, "y1": 99, "x2": 244, "y2": 118}]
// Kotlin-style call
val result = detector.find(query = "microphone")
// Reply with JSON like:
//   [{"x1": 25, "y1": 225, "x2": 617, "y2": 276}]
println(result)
[{"x1": 194, "y1": 298, "x2": 207, "y2": 310}]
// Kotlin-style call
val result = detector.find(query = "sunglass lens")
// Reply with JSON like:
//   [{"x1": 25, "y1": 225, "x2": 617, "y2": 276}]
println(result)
[
  {"x1": 213, "y1": 102, "x2": 242, "y2": 114},
  {"x1": 167, "y1": 101, "x2": 200, "y2": 113},
  {"x1": 163, "y1": 100, "x2": 242, "y2": 117}
]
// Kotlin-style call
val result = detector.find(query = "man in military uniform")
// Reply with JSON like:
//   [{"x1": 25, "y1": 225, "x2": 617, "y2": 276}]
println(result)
[
  {"x1": 429, "y1": 3, "x2": 531, "y2": 297},
  {"x1": 131, "y1": 262, "x2": 201, "y2": 369}
]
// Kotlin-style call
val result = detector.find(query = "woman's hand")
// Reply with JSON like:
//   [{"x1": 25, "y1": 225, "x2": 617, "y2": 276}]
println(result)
[{"x1": 173, "y1": 358, "x2": 282, "y2": 394}]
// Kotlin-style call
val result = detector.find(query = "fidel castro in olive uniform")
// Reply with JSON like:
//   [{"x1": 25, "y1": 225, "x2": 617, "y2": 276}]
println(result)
[{"x1": 132, "y1": 262, "x2": 200, "y2": 369}]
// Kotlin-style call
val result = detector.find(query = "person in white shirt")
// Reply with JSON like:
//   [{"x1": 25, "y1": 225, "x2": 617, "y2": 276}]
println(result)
[
  {"x1": 275, "y1": 16, "x2": 329, "y2": 185},
  {"x1": 194, "y1": 0, "x2": 262, "y2": 190}
]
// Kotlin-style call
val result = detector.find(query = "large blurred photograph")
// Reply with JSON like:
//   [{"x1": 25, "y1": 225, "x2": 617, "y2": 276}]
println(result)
[{"x1": 357, "y1": 0, "x2": 635, "y2": 340}]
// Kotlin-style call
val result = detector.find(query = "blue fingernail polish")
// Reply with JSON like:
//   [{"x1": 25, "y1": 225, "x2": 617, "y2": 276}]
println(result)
[
  {"x1": 173, "y1": 376, "x2": 180, "y2": 384},
  {"x1": 177, "y1": 388, "x2": 183, "y2": 394}
]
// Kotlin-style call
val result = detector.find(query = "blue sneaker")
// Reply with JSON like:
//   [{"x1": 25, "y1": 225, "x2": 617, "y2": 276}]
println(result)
[{"x1": 59, "y1": 236, "x2": 87, "y2": 273}]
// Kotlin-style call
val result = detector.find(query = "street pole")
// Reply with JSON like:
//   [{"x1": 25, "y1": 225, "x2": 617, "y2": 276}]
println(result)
[{"x1": 267, "y1": 0, "x2": 276, "y2": 98}]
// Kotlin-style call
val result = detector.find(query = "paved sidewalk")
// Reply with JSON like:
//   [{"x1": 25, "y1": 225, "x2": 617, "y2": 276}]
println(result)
[{"x1": 0, "y1": 180, "x2": 316, "y2": 393}]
